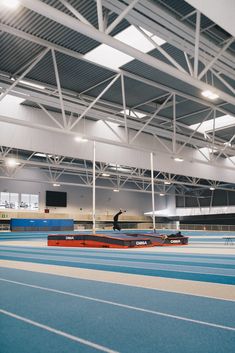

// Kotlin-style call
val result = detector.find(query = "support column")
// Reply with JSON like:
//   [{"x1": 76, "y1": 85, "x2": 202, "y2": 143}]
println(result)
[
  {"x1": 92, "y1": 141, "x2": 96, "y2": 234},
  {"x1": 150, "y1": 152, "x2": 156, "y2": 233}
]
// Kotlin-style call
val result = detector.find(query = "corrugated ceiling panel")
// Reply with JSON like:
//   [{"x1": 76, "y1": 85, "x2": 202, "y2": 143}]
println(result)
[{"x1": 25, "y1": 51, "x2": 115, "y2": 93}]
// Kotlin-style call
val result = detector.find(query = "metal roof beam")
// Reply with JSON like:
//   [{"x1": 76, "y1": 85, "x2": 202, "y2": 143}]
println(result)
[
  {"x1": 19, "y1": 0, "x2": 235, "y2": 106},
  {"x1": 103, "y1": 0, "x2": 235, "y2": 79}
]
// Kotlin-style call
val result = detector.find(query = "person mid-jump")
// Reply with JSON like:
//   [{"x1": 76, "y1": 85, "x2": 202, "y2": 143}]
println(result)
[{"x1": 113, "y1": 209, "x2": 126, "y2": 231}]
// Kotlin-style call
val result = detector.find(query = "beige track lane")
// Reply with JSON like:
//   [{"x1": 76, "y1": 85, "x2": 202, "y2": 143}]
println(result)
[{"x1": 1, "y1": 260, "x2": 235, "y2": 302}]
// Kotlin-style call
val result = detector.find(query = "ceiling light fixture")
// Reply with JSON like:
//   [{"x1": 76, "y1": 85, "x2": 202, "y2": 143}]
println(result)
[
  {"x1": 35, "y1": 153, "x2": 53, "y2": 158},
  {"x1": 164, "y1": 181, "x2": 171, "y2": 185},
  {"x1": 74, "y1": 137, "x2": 88, "y2": 143},
  {"x1": 209, "y1": 187, "x2": 215, "y2": 191},
  {"x1": 53, "y1": 183, "x2": 61, "y2": 187},
  {"x1": 1, "y1": 0, "x2": 20, "y2": 9},
  {"x1": 201, "y1": 90, "x2": 219, "y2": 100},
  {"x1": 102, "y1": 173, "x2": 110, "y2": 177},
  {"x1": 6, "y1": 158, "x2": 20, "y2": 167},
  {"x1": 174, "y1": 157, "x2": 184, "y2": 162},
  {"x1": 20, "y1": 79, "x2": 45, "y2": 90},
  {"x1": 113, "y1": 189, "x2": 119, "y2": 192},
  {"x1": 159, "y1": 193, "x2": 165, "y2": 196}
]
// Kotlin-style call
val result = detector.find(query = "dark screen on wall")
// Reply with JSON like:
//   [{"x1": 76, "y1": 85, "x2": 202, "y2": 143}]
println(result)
[{"x1": 46, "y1": 191, "x2": 67, "y2": 207}]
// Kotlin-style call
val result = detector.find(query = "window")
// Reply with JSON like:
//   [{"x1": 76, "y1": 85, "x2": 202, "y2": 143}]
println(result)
[
  {"x1": 0, "y1": 192, "x2": 39, "y2": 210},
  {"x1": 0, "y1": 192, "x2": 19, "y2": 209},
  {"x1": 20, "y1": 194, "x2": 39, "y2": 210}
]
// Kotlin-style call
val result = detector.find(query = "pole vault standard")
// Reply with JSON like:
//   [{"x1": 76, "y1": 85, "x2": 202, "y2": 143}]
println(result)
[
  {"x1": 150, "y1": 152, "x2": 156, "y2": 233},
  {"x1": 92, "y1": 141, "x2": 96, "y2": 234}
]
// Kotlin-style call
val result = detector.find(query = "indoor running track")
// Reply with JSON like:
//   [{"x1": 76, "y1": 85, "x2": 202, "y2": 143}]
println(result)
[{"x1": 1, "y1": 267, "x2": 235, "y2": 353}]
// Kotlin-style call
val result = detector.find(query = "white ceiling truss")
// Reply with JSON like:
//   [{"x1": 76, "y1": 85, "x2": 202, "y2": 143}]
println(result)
[
  {"x1": 0, "y1": 0, "x2": 234, "y2": 196},
  {"x1": 0, "y1": 146, "x2": 234, "y2": 198}
]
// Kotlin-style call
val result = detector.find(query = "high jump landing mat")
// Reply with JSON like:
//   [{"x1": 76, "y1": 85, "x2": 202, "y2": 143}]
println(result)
[{"x1": 47, "y1": 232, "x2": 188, "y2": 248}]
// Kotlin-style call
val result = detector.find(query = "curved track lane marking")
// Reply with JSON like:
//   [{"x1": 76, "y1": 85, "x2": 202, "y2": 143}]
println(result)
[
  {"x1": 0, "y1": 309, "x2": 119, "y2": 353},
  {"x1": 1, "y1": 278, "x2": 235, "y2": 332}
]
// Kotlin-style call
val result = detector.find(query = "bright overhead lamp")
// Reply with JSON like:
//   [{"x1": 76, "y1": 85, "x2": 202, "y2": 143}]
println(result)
[
  {"x1": 20, "y1": 79, "x2": 45, "y2": 90},
  {"x1": 209, "y1": 187, "x2": 215, "y2": 191},
  {"x1": 102, "y1": 173, "x2": 110, "y2": 177},
  {"x1": 74, "y1": 137, "x2": 88, "y2": 143},
  {"x1": 174, "y1": 157, "x2": 184, "y2": 162},
  {"x1": 53, "y1": 183, "x2": 61, "y2": 187},
  {"x1": 6, "y1": 158, "x2": 20, "y2": 167},
  {"x1": 1, "y1": 0, "x2": 20, "y2": 9},
  {"x1": 201, "y1": 90, "x2": 219, "y2": 100},
  {"x1": 159, "y1": 193, "x2": 165, "y2": 196},
  {"x1": 113, "y1": 189, "x2": 120, "y2": 192},
  {"x1": 164, "y1": 181, "x2": 171, "y2": 185},
  {"x1": 35, "y1": 153, "x2": 53, "y2": 158},
  {"x1": 11, "y1": 77, "x2": 45, "y2": 90}
]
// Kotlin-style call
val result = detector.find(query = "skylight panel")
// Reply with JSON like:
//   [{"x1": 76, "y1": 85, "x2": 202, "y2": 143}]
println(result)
[
  {"x1": 84, "y1": 25, "x2": 166, "y2": 70},
  {"x1": 85, "y1": 44, "x2": 133, "y2": 70},
  {"x1": 189, "y1": 115, "x2": 235, "y2": 133}
]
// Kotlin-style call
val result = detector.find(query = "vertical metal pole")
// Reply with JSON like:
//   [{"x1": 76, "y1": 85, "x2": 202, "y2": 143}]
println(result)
[
  {"x1": 150, "y1": 152, "x2": 156, "y2": 233},
  {"x1": 194, "y1": 10, "x2": 201, "y2": 77},
  {"x1": 92, "y1": 141, "x2": 96, "y2": 234},
  {"x1": 173, "y1": 94, "x2": 176, "y2": 154}
]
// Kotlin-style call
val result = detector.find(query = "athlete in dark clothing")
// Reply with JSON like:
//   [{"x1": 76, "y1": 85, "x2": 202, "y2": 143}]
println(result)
[{"x1": 113, "y1": 209, "x2": 126, "y2": 231}]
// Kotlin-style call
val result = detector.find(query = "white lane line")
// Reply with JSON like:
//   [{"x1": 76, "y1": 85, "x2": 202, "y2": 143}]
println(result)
[
  {"x1": 1, "y1": 252, "x2": 234, "y2": 276},
  {"x1": 0, "y1": 309, "x2": 119, "y2": 353},
  {"x1": 1, "y1": 278, "x2": 235, "y2": 332}
]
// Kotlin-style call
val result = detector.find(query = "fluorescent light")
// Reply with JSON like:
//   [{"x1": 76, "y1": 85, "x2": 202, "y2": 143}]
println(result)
[
  {"x1": 74, "y1": 137, "x2": 88, "y2": 142},
  {"x1": 35, "y1": 153, "x2": 53, "y2": 158},
  {"x1": 159, "y1": 193, "x2": 165, "y2": 196},
  {"x1": 53, "y1": 183, "x2": 61, "y2": 187},
  {"x1": 120, "y1": 109, "x2": 146, "y2": 119},
  {"x1": 164, "y1": 181, "x2": 171, "y2": 185},
  {"x1": 113, "y1": 189, "x2": 119, "y2": 192},
  {"x1": 1, "y1": 0, "x2": 20, "y2": 9},
  {"x1": 189, "y1": 115, "x2": 235, "y2": 134},
  {"x1": 174, "y1": 157, "x2": 184, "y2": 162},
  {"x1": 84, "y1": 25, "x2": 165, "y2": 70},
  {"x1": 209, "y1": 187, "x2": 215, "y2": 191},
  {"x1": 201, "y1": 90, "x2": 219, "y2": 100},
  {"x1": 102, "y1": 173, "x2": 110, "y2": 177},
  {"x1": 6, "y1": 158, "x2": 20, "y2": 167},
  {"x1": 20, "y1": 79, "x2": 45, "y2": 90}
]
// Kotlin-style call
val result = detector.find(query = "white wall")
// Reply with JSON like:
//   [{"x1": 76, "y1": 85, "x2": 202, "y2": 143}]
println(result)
[{"x1": 0, "y1": 171, "x2": 166, "y2": 216}]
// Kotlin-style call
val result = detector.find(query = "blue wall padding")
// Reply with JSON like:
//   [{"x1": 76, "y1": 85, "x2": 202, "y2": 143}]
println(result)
[{"x1": 10, "y1": 219, "x2": 74, "y2": 232}]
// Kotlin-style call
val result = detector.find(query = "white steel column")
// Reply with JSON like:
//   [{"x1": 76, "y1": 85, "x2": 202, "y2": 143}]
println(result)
[
  {"x1": 194, "y1": 10, "x2": 201, "y2": 77},
  {"x1": 150, "y1": 152, "x2": 156, "y2": 233},
  {"x1": 92, "y1": 141, "x2": 96, "y2": 234}
]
